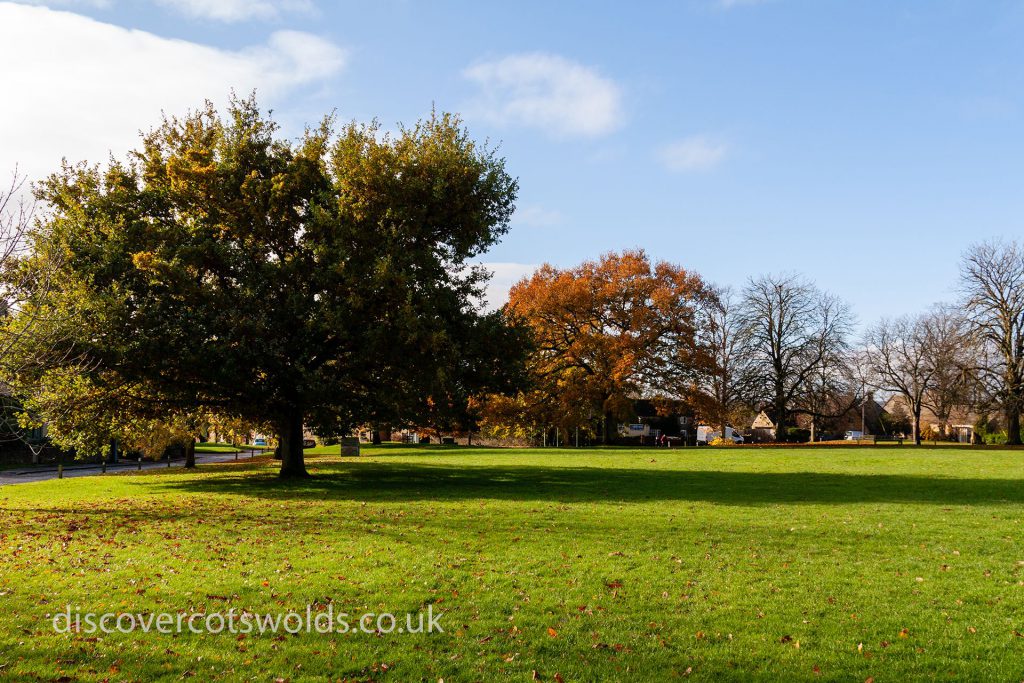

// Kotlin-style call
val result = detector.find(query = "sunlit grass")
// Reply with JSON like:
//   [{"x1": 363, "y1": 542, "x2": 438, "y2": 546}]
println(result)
[{"x1": 1, "y1": 446, "x2": 1023, "y2": 680}]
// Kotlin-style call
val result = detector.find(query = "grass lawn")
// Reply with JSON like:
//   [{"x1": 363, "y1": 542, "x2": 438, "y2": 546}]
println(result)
[
  {"x1": 2, "y1": 446, "x2": 1024, "y2": 681},
  {"x1": 194, "y1": 442, "x2": 273, "y2": 454}
]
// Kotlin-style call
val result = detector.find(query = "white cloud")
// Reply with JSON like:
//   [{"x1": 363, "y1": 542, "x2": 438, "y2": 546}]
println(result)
[
  {"x1": 717, "y1": 0, "x2": 770, "y2": 7},
  {"x1": 514, "y1": 205, "x2": 562, "y2": 228},
  {"x1": 463, "y1": 52, "x2": 624, "y2": 138},
  {"x1": 476, "y1": 262, "x2": 538, "y2": 310},
  {"x1": 14, "y1": 0, "x2": 111, "y2": 8},
  {"x1": 0, "y1": 2, "x2": 347, "y2": 187},
  {"x1": 658, "y1": 136, "x2": 729, "y2": 171},
  {"x1": 14, "y1": 0, "x2": 312, "y2": 20},
  {"x1": 154, "y1": 0, "x2": 313, "y2": 22}
]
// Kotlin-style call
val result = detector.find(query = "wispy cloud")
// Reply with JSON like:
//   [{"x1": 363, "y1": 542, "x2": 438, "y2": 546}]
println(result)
[
  {"x1": 716, "y1": 0, "x2": 771, "y2": 8},
  {"x1": 514, "y1": 205, "x2": 563, "y2": 228},
  {"x1": 0, "y1": 3, "x2": 347, "y2": 186},
  {"x1": 12, "y1": 0, "x2": 314, "y2": 21},
  {"x1": 476, "y1": 262, "x2": 539, "y2": 310},
  {"x1": 463, "y1": 52, "x2": 624, "y2": 138},
  {"x1": 13, "y1": 0, "x2": 112, "y2": 7},
  {"x1": 658, "y1": 135, "x2": 729, "y2": 171},
  {"x1": 154, "y1": 0, "x2": 314, "y2": 22}
]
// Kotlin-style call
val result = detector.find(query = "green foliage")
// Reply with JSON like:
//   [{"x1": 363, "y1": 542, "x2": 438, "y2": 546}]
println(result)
[{"x1": 13, "y1": 95, "x2": 524, "y2": 474}]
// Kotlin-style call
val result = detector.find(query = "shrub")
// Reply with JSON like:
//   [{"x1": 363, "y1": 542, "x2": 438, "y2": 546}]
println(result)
[{"x1": 784, "y1": 427, "x2": 811, "y2": 443}]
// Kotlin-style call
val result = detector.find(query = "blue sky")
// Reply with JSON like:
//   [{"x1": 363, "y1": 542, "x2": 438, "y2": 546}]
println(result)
[{"x1": 2, "y1": 0, "x2": 1022, "y2": 324}]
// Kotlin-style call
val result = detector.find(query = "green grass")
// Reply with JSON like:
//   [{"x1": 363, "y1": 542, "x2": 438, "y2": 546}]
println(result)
[
  {"x1": 194, "y1": 442, "x2": 271, "y2": 453},
  {"x1": 2, "y1": 446, "x2": 1024, "y2": 681}
]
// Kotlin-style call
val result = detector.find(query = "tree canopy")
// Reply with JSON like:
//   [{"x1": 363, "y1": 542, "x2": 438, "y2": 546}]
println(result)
[
  {"x1": 490, "y1": 250, "x2": 716, "y2": 443},
  {"x1": 14, "y1": 95, "x2": 525, "y2": 476}
]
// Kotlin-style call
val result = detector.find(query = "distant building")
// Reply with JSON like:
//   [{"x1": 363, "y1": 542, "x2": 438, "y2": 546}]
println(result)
[
  {"x1": 882, "y1": 395, "x2": 978, "y2": 443},
  {"x1": 750, "y1": 411, "x2": 777, "y2": 442}
]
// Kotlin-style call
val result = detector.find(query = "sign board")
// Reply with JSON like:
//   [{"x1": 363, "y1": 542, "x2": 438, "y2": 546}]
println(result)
[{"x1": 341, "y1": 437, "x2": 360, "y2": 457}]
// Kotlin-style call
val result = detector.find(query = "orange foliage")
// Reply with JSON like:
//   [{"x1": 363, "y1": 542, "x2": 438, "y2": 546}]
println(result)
[{"x1": 491, "y1": 250, "x2": 717, "y2": 440}]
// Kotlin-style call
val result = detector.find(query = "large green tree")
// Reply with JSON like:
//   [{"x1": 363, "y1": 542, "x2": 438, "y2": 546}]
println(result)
[{"x1": 18, "y1": 95, "x2": 522, "y2": 476}]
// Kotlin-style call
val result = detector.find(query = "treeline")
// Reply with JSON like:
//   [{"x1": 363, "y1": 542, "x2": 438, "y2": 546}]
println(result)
[
  {"x1": 1, "y1": 94, "x2": 1020, "y2": 479},
  {"x1": 477, "y1": 244, "x2": 1024, "y2": 447}
]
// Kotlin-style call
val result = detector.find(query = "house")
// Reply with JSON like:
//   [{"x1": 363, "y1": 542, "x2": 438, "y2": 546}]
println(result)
[
  {"x1": 882, "y1": 395, "x2": 979, "y2": 443},
  {"x1": 795, "y1": 395, "x2": 887, "y2": 440},
  {"x1": 750, "y1": 411, "x2": 777, "y2": 442}
]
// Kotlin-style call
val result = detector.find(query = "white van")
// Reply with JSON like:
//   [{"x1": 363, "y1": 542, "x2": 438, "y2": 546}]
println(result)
[{"x1": 697, "y1": 425, "x2": 745, "y2": 445}]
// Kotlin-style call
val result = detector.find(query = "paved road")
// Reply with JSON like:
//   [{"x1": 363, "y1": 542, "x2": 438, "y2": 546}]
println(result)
[{"x1": 0, "y1": 449, "x2": 266, "y2": 486}]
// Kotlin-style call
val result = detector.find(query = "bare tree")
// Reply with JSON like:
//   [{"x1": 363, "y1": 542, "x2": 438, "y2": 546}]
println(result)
[
  {"x1": 920, "y1": 305, "x2": 976, "y2": 437},
  {"x1": 739, "y1": 273, "x2": 854, "y2": 438},
  {"x1": 863, "y1": 315, "x2": 933, "y2": 445},
  {"x1": 703, "y1": 286, "x2": 752, "y2": 438},
  {"x1": 0, "y1": 169, "x2": 74, "y2": 461},
  {"x1": 798, "y1": 331, "x2": 858, "y2": 442},
  {"x1": 960, "y1": 240, "x2": 1024, "y2": 445}
]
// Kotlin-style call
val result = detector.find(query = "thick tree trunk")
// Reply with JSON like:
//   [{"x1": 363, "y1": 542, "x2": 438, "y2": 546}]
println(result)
[
  {"x1": 913, "y1": 408, "x2": 922, "y2": 446},
  {"x1": 278, "y1": 410, "x2": 309, "y2": 478},
  {"x1": 774, "y1": 405, "x2": 786, "y2": 441},
  {"x1": 185, "y1": 440, "x2": 196, "y2": 469},
  {"x1": 1007, "y1": 404, "x2": 1022, "y2": 446},
  {"x1": 371, "y1": 428, "x2": 382, "y2": 445}
]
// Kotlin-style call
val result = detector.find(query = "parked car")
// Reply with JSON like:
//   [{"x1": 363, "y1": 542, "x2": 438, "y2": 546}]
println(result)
[
  {"x1": 844, "y1": 431, "x2": 864, "y2": 440},
  {"x1": 696, "y1": 425, "x2": 745, "y2": 445},
  {"x1": 302, "y1": 439, "x2": 316, "y2": 448},
  {"x1": 253, "y1": 438, "x2": 267, "y2": 446}
]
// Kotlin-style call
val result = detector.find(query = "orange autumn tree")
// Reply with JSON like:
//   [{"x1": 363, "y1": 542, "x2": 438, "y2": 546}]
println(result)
[{"x1": 488, "y1": 250, "x2": 718, "y2": 443}]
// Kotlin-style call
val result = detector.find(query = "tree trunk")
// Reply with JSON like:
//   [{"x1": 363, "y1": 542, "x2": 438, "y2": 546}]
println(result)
[
  {"x1": 1007, "y1": 404, "x2": 1022, "y2": 446},
  {"x1": 371, "y1": 428, "x2": 382, "y2": 445},
  {"x1": 603, "y1": 410, "x2": 616, "y2": 445},
  {"x1": 774, "y1": 405, "x2": 786, "y2": 441},
  {"x1": 185, "y1": 440, "x2": 196, "y2": 469},
  {"x1": 912, "y1": 408, "x2": 922, "y2": 446},
  {"x1": 278, "y1": 409, "x2": 309, "y2": 478}
]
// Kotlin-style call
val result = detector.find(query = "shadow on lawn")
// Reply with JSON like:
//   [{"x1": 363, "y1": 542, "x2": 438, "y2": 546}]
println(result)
[{"x1": 153, "y1": 460, "x2": 1024, "y2": 506}]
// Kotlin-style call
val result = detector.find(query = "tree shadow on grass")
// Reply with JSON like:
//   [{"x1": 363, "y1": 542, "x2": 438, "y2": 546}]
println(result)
[{"x1": 150, "y1": 460, "x2": 1024, "y2": 506}]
